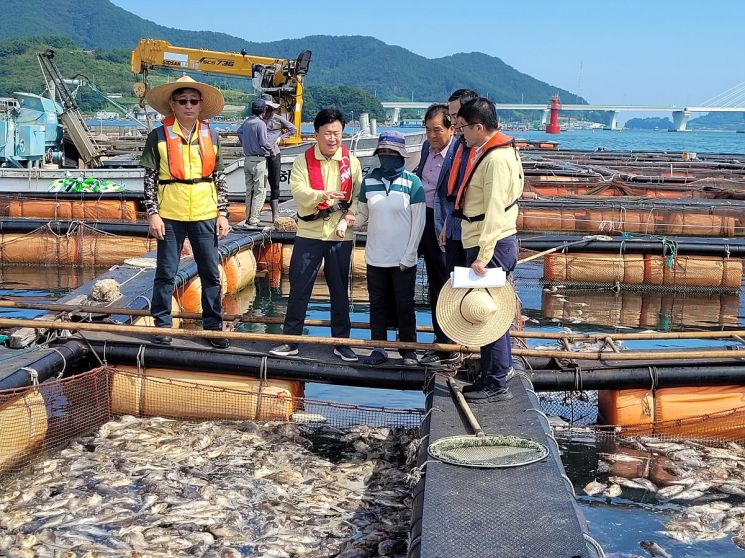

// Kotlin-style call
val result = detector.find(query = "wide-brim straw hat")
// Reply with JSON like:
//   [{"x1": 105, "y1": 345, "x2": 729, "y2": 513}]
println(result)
[
  {"x1": 436, "y1": 282, "x2": 516, "y2": 347},
  {"x1": 146, "y1": 75, "x2": 225, "y2": 120}
]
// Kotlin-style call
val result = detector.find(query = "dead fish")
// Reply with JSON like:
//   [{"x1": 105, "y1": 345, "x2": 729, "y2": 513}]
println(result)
[
  {"x1": 599, "y1": 452, "x2": 646, "y2": 464},
  {"x1": 603, "y1": 484, "x2": 623, "y2": 498},
  {"x1": 583, "y1": 480, "x2": 606, "y2": 496},
  {"x1": 609, "y1": 476, "x2": 658, "y2": 492},
  {"x1": 733, "y1": 529, "x2": 745, "y2": 549},
  {"x1": 639, "y1": 540, "x2": 672, "y2": 558}
]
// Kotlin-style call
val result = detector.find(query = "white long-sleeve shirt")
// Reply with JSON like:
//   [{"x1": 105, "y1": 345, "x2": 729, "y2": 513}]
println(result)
[{"x1": 355, "y1": 170, "x2": 426, "y2": 268}]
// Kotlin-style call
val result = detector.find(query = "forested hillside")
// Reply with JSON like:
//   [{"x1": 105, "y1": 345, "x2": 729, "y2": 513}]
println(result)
[{"x1": 1, "y1": 0, "x2": 585, "y2": 105}]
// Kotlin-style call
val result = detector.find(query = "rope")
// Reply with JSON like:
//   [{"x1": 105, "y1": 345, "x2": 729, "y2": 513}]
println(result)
[
  {"x1": 47, "y1": 347, "x2": 68, "y2": 377},
  {"x1": 19, "y1": 366, "x2": 39, "y2": 386},
  {"x1": 559, "y1": 472, "x2": 576, "y2": 498},
  {"x1": 525, "y1": 407, "x2": 552, "y2": 432},
  {"x1": 136, "y1": 344, "x2": 147, "y2": 416},
  {"x1": 133, "y1": 295, "x2": 152, "y2": 311},
  {"x1": 253, "y1": 356, "x2": 269, "y2": 420},
  {"x1": 77, "y1": 333, "x2": 104, "y2": 367},
  {"x1": 406, "y1": 460, "x2": 438, "y2": 487},
  {"x1": 583, "y1": 533, "x2": 606, "y2": 558}
]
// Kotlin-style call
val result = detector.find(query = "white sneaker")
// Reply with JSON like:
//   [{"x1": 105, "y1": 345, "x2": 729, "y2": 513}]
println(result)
[{"x1": 270, "y1": 343, "x2": 299, "y2": 356}]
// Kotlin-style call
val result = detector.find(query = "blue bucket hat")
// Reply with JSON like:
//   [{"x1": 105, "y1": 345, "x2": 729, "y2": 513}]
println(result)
[
  {"x1": 374, "y1": 130, "x2": 409, "y2": 158},
  {"x1": 251, "y1": 98, "x2": 267, "y2": 111}
]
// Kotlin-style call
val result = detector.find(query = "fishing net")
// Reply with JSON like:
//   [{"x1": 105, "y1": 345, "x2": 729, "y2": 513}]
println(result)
[
  {"x1": 0, "y1": 365, "x2": 422, "y2": 480},
  {"x1": 2, "y1": 193, "x2": 141, "y2": 221},
  {"x1": 0, "y1": 223, "x2": 155, "y2": 266},
  {"x1": 517, "y1": 203, "x2": 744, "y2": 237},
  {"x1": 541, "y1": 252, "x2": 742, "y2": 292}
]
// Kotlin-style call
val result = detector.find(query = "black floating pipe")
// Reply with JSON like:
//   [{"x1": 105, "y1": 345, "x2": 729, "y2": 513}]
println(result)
[
  {"x1": 528, "y1": 364, "x2": 745, "y2": 391},
  {"x1": 270, "y1": 231, "x2": 745, "y2": 256},
  {"x1": 85, "y1": 340, "x2": 426, "y2": 390},
  {"x1": 0, "y1": 341, "x2": 88, "y2": 390},
  {"x1": 0, "y1": 218, "x2": 151, "y2": 237}
]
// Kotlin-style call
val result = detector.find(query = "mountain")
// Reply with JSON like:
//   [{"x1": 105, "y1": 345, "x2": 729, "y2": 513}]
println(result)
[
  {"x1": 624, "y1": 117, "x2": 674, "y2": 130},
  {"x1": 688, "y1": 112, "x2": 745, "y2": 131},
  {"x1": 0, "y1": 0, "x2": 586, "y2": 105}
]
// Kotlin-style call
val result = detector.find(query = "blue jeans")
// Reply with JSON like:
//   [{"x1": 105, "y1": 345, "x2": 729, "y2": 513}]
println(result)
[
  {"x1": 465, "y1": 234, "x2": 518, "y2": 388},
  {"x1": 151, "y1": 218, "x2": 222, "y2": 331},
  {"x1": 283, "y1": 237, "x2": 352, "y2": 339}
]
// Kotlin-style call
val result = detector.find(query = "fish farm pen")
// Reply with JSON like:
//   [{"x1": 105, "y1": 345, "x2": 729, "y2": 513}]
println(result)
[{"x1": 2, "y1": 149, "x2": 745, "y2": 556}]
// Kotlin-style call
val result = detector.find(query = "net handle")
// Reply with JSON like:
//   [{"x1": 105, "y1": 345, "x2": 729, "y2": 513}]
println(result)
[{"x1": 447, "y1": 376, "x2": 485, "y2": 438}]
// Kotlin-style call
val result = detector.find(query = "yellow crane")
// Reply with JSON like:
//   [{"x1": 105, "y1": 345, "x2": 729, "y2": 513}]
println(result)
[{"x1": 130, "y1": 39, "x2": 311, "y2": 145}]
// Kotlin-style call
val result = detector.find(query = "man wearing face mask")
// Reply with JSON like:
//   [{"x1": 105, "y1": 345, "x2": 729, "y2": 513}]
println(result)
[{"x1": 355, "y1": 131, "x2": 426, "y2": 367}]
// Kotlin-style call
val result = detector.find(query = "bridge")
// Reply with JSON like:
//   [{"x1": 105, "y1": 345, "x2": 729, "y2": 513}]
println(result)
[{"x1": 381, "y1": 101, "x2": 745, "y2": 131}]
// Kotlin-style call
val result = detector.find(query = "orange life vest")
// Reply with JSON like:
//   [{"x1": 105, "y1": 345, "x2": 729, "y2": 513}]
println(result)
[
  {"x1": 305, "y1": 145, "x2": 353, "y2": 211},
  {"x1": 158, "y1": 115, "x2": 217, "y2": 182},
  {"x1": 446, "y1": 131, "x2": 516, "y2": 213}
]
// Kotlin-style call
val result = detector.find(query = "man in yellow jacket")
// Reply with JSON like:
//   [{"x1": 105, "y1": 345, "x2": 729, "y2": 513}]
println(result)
[
  {"x1": 452, "y1": 97, "x2": 523, "y2": 402},
  {"x1": 270, "y1": 108, "x2": 362, "y2": 361},
  {"x1": 141, "y1": 76, "x2": 230, "y2": 348}
]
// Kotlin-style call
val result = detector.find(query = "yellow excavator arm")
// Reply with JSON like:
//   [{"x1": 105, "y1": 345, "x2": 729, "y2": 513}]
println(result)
[{"x1": 131, "y1": 39, "x2": 311, "y2": 144}]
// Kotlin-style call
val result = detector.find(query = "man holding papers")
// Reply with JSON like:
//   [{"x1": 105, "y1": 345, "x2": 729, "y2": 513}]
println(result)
[{"x1": 450, "y1": 97, "x2": 524, "y2": 402}]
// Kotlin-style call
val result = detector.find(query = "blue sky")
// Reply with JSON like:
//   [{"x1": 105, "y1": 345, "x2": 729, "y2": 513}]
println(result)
[{"x1": 111, "y1": 0, "x2": 744, "y2": 106}]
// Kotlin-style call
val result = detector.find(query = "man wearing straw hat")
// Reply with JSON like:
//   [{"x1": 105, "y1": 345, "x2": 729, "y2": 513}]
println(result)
[
  {"x1": 440, "y1": 97, "x2": 523, "y2": 402},
  {"x1": 141, "y1": 75, "x2": 230, "y2": 349}
]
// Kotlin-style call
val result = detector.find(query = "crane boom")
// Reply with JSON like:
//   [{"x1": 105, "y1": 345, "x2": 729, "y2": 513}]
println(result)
[{"x1": 131, "y1": 39, "x2": 311, "y2": 144}]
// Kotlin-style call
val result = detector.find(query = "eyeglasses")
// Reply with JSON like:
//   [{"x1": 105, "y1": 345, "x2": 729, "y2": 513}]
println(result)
[
  {"x1": 174, "y1": 98, "x2": 202, "y2": 106},
  {"x1": 454, "y1": 122, "x2": 479, "y2": 133}
]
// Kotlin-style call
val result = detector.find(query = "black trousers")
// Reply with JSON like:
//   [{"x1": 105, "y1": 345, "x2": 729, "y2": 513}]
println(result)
[
  {"x1": 266, "y1": 154, "x2": 281, "y2": 201},
  {"x1": 445, "y1": 236, "x2": 467, "y2": 274},
  {"x1": 152, "y1": 219, "x2": 222, "y2": 331},
  {"x1": 465, "y1": 234, "x2": 518, "y2": 387},
  {"x1": 417, "y1": 208, "x2": 449, "y2": 342},
  {"x1": 283, "y1": 236, "x2": 352, "y2": 338},
  {"x1": 367, "y1": 264, "x2": 417, "y2": 354}
]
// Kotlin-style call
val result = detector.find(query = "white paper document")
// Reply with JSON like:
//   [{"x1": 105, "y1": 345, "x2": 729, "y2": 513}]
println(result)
[{"x1": 450, "y1": 266, "x2": 506, "y2": 288}]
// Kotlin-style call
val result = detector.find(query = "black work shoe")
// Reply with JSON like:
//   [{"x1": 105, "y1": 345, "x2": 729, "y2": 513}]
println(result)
[
  {"x1": 269, "y1": 343, "x2": 299, "y2": 357},
  {"x1": 333, "y1": 345, "x2": 358, "y2": 362},
  {"x1": 152, "y1": 335, "x2": 172, "y2": 346},
  {"x1": 209, "y1": 337, "x2": 230, "y2": 349},
  {"x1": 364, "y1": 350, "x2": 388, "y2": 366},
  {"x1": 420, "y1": 350, "x2": 462, "y2": 366},
  {"x1": 460, "y1": 378, "x2": 485, "y2": 394},
  {"x1": 420, "y1": 350, "x2": 441, "y2": 366},
  {"x1": 400, "y1": 351, "x2": 418, "y2": 367},
  {"x1": 463, "y1": 381, "x2": 513, "y2": 403}
]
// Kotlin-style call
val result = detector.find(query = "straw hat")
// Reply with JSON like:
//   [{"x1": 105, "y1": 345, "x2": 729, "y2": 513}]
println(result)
[
  {"x1": 436, "y1": 282, "x2": 516, "y2": 347},
  {"x1": 146, "y1": 75, "x2": 225, "y2": 119}
]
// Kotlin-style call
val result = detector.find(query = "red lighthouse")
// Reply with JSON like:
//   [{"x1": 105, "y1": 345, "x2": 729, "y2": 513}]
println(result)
[{"x1": 546, "y1": 95, "x2": 561, "y2": 134}]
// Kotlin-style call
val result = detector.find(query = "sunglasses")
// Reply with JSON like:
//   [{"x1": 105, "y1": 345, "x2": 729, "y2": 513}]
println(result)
[{"x1": 174, "y1": 98, "x2": 202, "y2": 106}]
